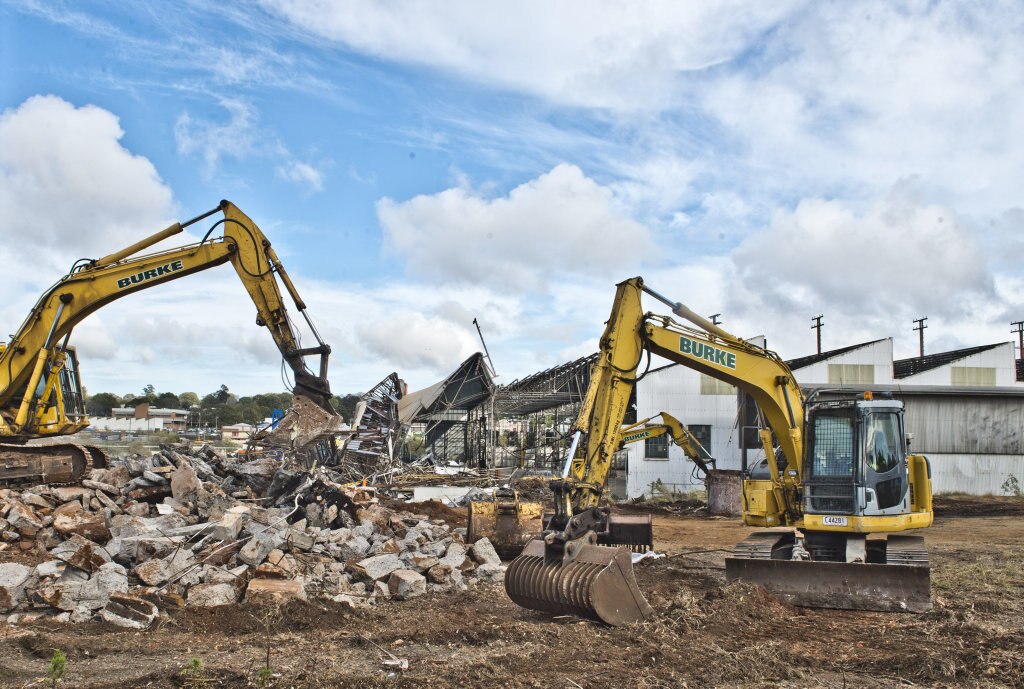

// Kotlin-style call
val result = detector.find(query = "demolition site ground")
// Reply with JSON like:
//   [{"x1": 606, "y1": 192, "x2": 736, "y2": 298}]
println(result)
[{"x1": 1, "y1": 495, "x2": 1022, "y2": 689}]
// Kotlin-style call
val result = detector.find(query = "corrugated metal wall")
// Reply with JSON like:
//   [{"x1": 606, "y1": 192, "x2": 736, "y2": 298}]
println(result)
[
  {"x1": 926, "y1": 454, "x2": 1024, "y2": 494},
  {"x1": 904, "y1": 396, "x2": 1024, "y2": 454}
]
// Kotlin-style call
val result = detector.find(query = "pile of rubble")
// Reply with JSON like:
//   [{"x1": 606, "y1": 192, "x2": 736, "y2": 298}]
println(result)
[{"x1": 0, "y1": 444, "x2": 505, "y2": 629}]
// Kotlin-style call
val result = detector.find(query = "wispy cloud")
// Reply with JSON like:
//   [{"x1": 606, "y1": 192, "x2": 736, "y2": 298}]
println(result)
[{"x1": 276, "y1": 160, "x2": 325, "y2": 192}]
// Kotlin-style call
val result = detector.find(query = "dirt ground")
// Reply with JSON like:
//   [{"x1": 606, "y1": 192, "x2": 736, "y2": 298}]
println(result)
[{"x1": 2, "y1": 496, "x2": 1022, "y2": 688}]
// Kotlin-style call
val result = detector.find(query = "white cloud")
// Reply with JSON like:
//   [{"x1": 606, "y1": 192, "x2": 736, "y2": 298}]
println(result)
[
  {"x1": 0, "y1": 95, "x2": 174, "y2": 267},
  {"x1": 731, "y1": 187, "x2": 992, "y2": 319},
  {"x1": 378, "y1": 164, "x2": 651, "y2": 289},
  {"x1": 174, "y1": 98, "x2": 260, "y2": 174},
  {"x1": 699, "y1": 1, "x2": 1024, "y2": 212},
  {"x1": 261, "y1": 0, "x2": 802, "y2": 110},
  {"x1": 276, "y1": 160, "x2": 325, "y2": 192},
  {"x1": 354, "y1": 313, "x2": 478, "y2": 371}
]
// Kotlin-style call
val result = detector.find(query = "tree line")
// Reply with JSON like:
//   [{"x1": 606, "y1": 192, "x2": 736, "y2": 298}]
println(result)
[{"x1": 85, "y1": 385, "x2": 361, "y2": 427}]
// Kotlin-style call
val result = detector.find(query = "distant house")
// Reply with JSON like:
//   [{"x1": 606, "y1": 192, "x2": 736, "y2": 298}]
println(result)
[
  {"x1": 107, "y1": 402, "x2": 188, "y2": 432},
  {"x1": 221, "y1": 423, "x2": 256, "y2": 442}
]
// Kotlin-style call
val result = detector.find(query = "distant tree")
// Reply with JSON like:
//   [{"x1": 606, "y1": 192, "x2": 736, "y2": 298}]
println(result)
[
  {"x1": 179, "y1": 392, "x2": 200, "y2": 408},
  {"x1": 331, "y1": 394, "x2": 361, "y2": 423},
  {"x1": 153, "y1": 392, "x2": 180, "y2": 409},
  {"x1": 215, "y1": 384, "x2": 230, "y2": 404},
  {"x1": 143, "y1": 384, "x2": 155, "y2": 397},
  {"x1": 86, "y1": 392, "x2": 121, "y2": 417}
]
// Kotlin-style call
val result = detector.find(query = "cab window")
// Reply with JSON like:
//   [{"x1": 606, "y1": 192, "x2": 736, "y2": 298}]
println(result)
[{"x1": 864, "y1": 413, "x2": 901, "y2": 474}]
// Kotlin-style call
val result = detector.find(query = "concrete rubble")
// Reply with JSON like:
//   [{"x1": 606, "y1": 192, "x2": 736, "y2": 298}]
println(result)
[{"x1": 0, "y1": 443, "x2": 507, "y2": 628}]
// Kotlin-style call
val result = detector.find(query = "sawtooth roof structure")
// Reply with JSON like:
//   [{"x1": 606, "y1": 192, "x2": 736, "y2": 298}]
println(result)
[
  {"x1": 786, "y1": 339, "x2": 887, "y2": 370},
  {"x1": 397, "y1": 352, "x2": 494, "y2": 425},
  {"x1": 893, "y1": 343, "x2": 1004, "y2": 379},
  {"x1": 494, "y1": 353, "x2": 597, "y2": 416}
]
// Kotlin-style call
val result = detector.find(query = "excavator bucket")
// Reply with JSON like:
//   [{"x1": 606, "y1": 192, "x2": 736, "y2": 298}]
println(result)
[
  {"x1": 466, "y1": 492, "x2": 545, "y2": 559},
  {"x1": 505, "y1": 539, "x2": 654, "y2": 626},
  {"x1": 725, "y1": 534, "x2": 931, "y2": 612}
]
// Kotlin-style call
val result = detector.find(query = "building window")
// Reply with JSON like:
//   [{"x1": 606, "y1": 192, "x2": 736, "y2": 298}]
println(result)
[
  {"x1": 951, "y1": 366, "x2": 996, "y2": 386},
  {"x1": 827, "y1": 364, "x2": 874, "y2": 384},
  {"x1": 700, "y1": 374, "x2": 734, "y2": 395},
  {"x1": 687, "y1": 425, "x2": 712, "y2": 454},
  {"x1": 645, "y1": 435, "x2": 669, "y2": 460}
]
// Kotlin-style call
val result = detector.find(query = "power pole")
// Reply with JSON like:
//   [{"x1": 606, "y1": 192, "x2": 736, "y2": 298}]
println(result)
[
  {"x1": 1012, "y1": 321, "x2": 1023, "y2": 359},
  {"x1": 913, "y1": 317, "x2": 928, "y2": 357},
  {"x1": 811, "y1": 314, "x2": 824, "y2": 354},
  {"x1": 709, "y1": 313, "x2": 722, "y2": 326}
]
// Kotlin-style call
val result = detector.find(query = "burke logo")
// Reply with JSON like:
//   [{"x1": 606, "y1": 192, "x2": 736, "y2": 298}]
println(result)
[
  {"x1": 117, "y1": 260, "x2": 184, "y2": 289},
  {"x1": 679, "y1": 336, "x2": 737, "y2": 369},
  {"x1": 622, "y1": 430, "x2": 652, "y2": 444}
]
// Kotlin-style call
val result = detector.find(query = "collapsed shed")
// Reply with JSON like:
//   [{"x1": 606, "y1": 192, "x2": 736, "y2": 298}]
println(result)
[{"x1": 398, "y1": 353, "x2": 494, "y2": 467}]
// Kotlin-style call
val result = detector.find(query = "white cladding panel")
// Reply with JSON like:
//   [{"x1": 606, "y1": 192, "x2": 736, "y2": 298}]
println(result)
[
  {"x1": 926, "y1": 454, "x2": 1024, "y2": 495},
  {"x1": 899, "y1": 342, "x2": 1019, "y2": 386},
  {"x1": 790, "y1": 339, "x2": 895, "y2": 385}
]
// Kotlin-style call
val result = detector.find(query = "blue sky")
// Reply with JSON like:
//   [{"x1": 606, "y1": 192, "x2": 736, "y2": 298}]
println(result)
[{"x1": 1, "y1": 1, "x2": 1022, "y2": 398}]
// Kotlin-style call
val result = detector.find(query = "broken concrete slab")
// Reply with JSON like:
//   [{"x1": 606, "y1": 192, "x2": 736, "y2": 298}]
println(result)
[
  {"x1": 53, "y1": 511, "x2": 111, "y2": 542},
  {"x1": 52, "y1": 534, "x2": 112, "y2": 573},
  {"x1": 474, "y1": 563, "x2": 506, "y2": 582},
  {"x1": 238, "y1": 531, "x2": 283, "y2": 566},
  {"x1": 355, "y1": 554, "x2": 404, "y2": 581},
  {"x1": 388, "y1": 569, "x2": 426, "y2": 600},
  {"x1": 170, "y1": 463, "x2": 201, "y2": 502},
  {"x1": 245, "y1": 578, "x2": 306, "y2": 605},
  {"x1": 187, "y1": 582, "x2": 238, "y2": 607},
  {"x1": 100, "y1": 593, "x2": 159, "y2": 629},
  {"x1": 0, "y1": 563, "x2": 32, "y2": 612},
  {"x1": 470, "y1": 537, "x2": 502, "y2": 567}
]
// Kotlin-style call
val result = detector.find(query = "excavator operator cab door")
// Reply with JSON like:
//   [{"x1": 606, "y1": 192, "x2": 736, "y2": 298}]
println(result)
[{"x1": 859, "y1": 403, "x2": 910, "y2": 517}]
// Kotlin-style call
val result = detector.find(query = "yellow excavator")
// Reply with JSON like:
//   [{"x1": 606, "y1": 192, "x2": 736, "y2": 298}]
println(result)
[
  {"x1": 502, "y1": 276, "x2": 933, "y2": 625},
  {"x1": 0, "y1": 200, "x2": 337, "y2": 486},
  {"x1": 467, "y1": 412, "x2": 714, "y2": 559}
]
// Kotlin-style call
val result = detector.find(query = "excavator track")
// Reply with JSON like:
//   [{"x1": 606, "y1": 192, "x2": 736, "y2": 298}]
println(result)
[{"x1": 0, "y1": 443, "x2": 107, "y2": 487}]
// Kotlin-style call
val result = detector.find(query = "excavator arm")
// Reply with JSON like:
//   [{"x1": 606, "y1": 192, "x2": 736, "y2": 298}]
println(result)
[
  {"x1": 620, "y1": 412, "x2": 715, "y2": 478},
  {"x1": 551, "y1": 277, "x2": 804, "y2": 535},
  {"x1": 0, "y1": 200, "x2": 334, "y2": 441}
]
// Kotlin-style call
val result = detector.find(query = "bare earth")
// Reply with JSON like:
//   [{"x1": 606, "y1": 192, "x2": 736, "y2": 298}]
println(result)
[{"x1": 1, "y1": 495, "x2": 1022, "y2": 688}]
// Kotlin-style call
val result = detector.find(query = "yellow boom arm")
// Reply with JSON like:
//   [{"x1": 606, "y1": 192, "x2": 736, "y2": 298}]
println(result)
[
  {"x1": 560, "y1": 276, "x2": 805, "y2": 525},
  {"x1": 0, "y1": 201, "x2": 332, "y2": 438}
]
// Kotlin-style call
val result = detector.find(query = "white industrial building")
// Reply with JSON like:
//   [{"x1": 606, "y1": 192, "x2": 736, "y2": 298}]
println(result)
[{"x1": 623, "y1": 337, "x2": 1024, "y2": 498}]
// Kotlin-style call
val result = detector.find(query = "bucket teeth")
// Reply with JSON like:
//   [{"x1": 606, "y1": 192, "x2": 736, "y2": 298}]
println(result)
[{"x1": 505, "y1": 540, "x2": 654, "y2": 626}]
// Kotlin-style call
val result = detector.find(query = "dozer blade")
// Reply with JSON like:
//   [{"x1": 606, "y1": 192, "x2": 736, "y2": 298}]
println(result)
[
  {"x1": 505, "y1": 539, "x2": 654, "y2": 626},
  {"x1": 467, "y1": 497, "x2": 544, "y2": 560},
  {"x1": 725, "y1": 558, "x2": 931, "y2": 612}
]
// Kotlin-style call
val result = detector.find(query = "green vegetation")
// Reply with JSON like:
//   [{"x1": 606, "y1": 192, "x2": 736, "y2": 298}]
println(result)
[
  {"x1": 181, "y1": 657, "x2": 207, "y2": 688},
  {"x1": 48, "y1": 648, "x2": 66, "y2": 688}
]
